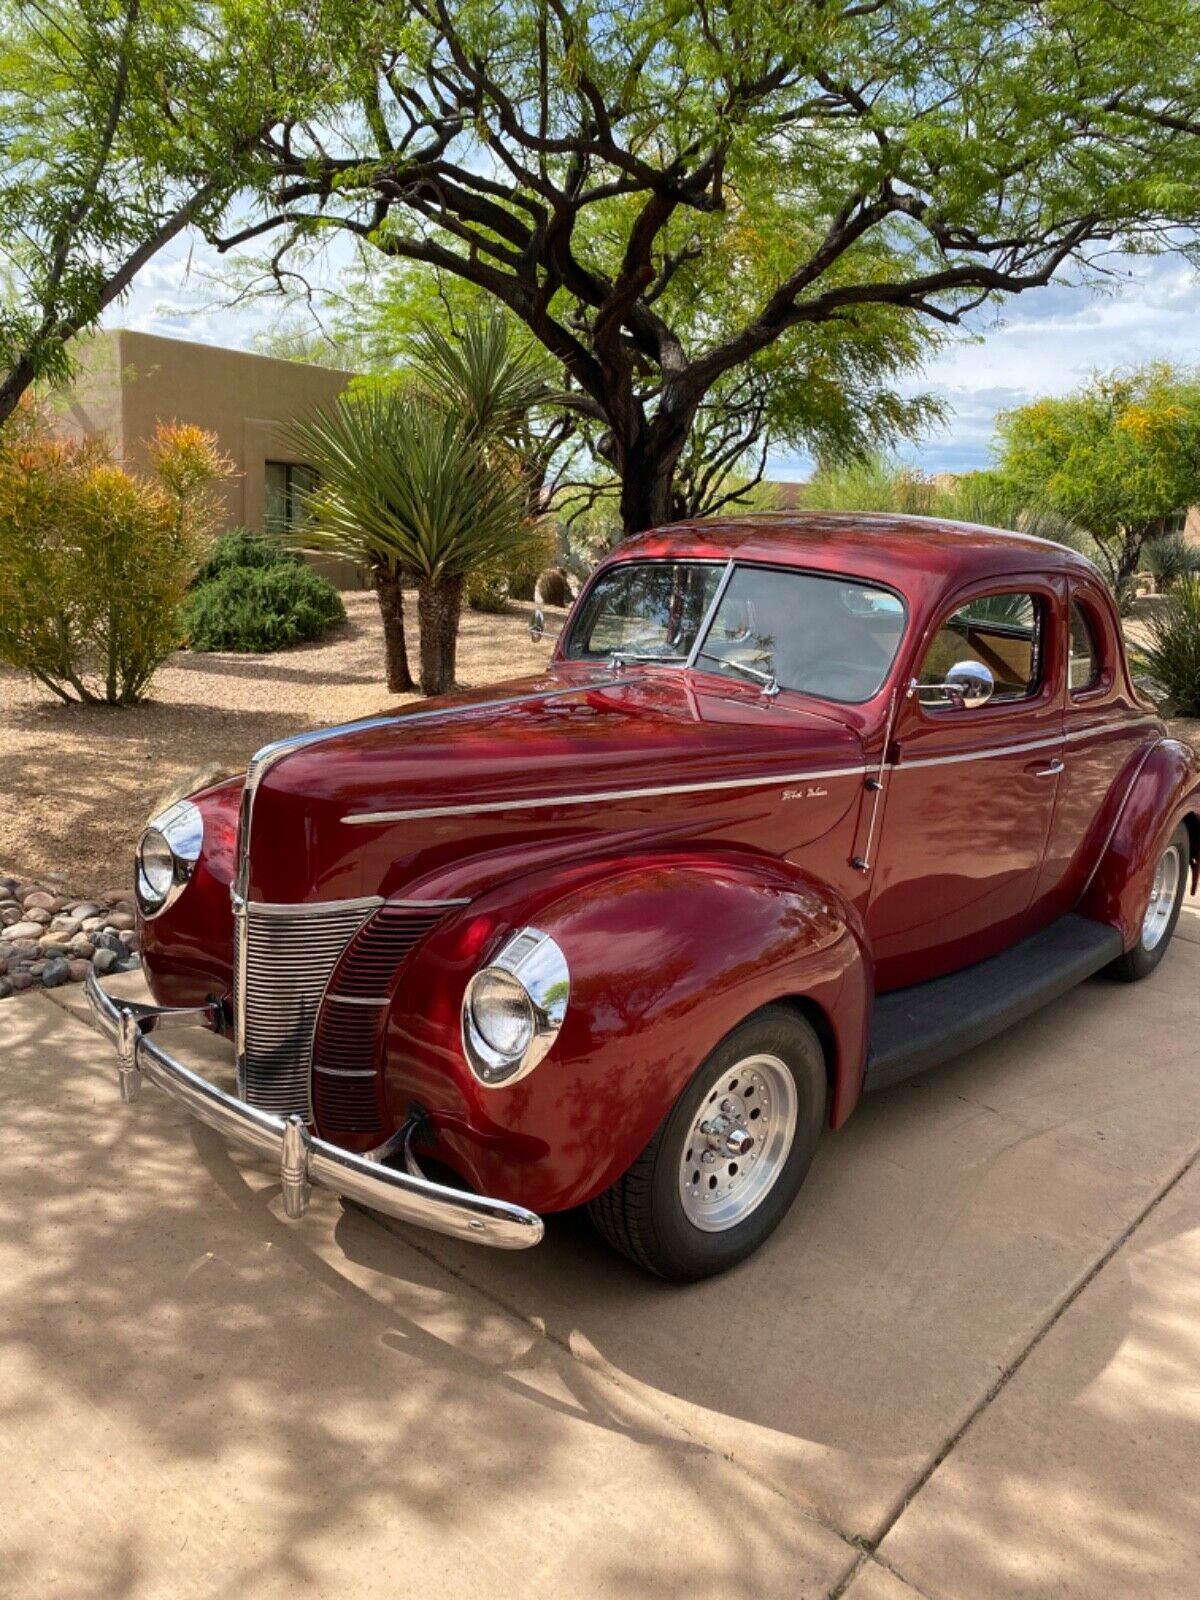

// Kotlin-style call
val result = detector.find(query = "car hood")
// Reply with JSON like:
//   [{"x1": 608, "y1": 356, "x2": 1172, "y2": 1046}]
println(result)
[{"x1": 241, "y1": 667, "x2": 866, "y2": 902}]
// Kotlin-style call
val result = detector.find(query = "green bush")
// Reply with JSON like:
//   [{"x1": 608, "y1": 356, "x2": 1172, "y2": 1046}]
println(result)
[
  {"x1": 1139, "y1": 576, "x2": 1200, "y2": 716},
  {"x1": 466, "y1": 521, "x2": 556, "y2": 612},
  {"x1": 184, "y1": 562, "x2": 346, "y2": 652},
  {"x1": 193, "y1": 526, "x2": 302, "y2": 584}
]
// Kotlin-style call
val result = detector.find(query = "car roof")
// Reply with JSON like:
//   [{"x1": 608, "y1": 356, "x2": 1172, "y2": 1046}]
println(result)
[{"x1": 608, "y1": 511, "x2": 1102, "y2": 595}]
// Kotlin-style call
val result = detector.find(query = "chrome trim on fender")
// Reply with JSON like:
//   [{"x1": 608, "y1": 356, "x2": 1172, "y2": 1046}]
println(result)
[
  {"x1": 343, "y1": 765, "x2": 870, "y2": 825},
  {"x1": 84, "y1": 971, "x2": 544, "y2": 1249}
]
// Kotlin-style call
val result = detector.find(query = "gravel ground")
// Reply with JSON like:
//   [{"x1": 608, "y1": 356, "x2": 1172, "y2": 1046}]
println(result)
[{"x1": 0, "y1": 592, "x2": 560, "y2": 893}]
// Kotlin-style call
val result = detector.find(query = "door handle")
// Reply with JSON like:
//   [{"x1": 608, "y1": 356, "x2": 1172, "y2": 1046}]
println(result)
[{"x1": 1027, "y1": 757, "x2": 1064, "y2": 777}]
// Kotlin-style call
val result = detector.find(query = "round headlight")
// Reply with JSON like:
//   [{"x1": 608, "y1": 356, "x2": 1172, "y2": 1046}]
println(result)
[
  {"x1": 462, "y1": 928, "x2": 569, "y2": 1088},
  {"x1": 134, "y1": 799, "x2": 204, "y2": 919},
  {"x1": 137, "y1": 829, "x2": 176, "y2": 904},
  {"x1": 469, "y1": 969, "x2": 536, "y2": 1060}
]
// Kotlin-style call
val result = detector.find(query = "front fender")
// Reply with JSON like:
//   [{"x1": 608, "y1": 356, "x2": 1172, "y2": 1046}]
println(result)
[
  {"x1": 1079, "y1": 738, "x2": 1200, "y2": 945},
  {"x1": 382, "y1": 850, "x2": 871, "y2": 1213}
]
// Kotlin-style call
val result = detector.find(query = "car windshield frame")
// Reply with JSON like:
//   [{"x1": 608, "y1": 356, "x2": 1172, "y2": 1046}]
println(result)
[{"x1": 563, "y1": 557, "x2": 909, "y2": 706}]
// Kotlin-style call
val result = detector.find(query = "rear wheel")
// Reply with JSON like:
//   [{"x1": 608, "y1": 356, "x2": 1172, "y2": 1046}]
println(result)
[
  {"x1": 587, "y1": 1006, "x2": 827, "y2": 1280},
  {"x1": 1107, "y1": 823, "x2": 1190, "y2": 982}
]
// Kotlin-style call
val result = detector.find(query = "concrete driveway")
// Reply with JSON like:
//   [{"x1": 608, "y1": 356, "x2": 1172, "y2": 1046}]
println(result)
[{"x1": 2, "y1": 897, "x2": 1198, "y2": 1600}]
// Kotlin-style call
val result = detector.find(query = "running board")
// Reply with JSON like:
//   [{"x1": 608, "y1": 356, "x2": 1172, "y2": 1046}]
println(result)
[{"x1": 864, "y1": 914, "x2": 1124, "y2": 1092}]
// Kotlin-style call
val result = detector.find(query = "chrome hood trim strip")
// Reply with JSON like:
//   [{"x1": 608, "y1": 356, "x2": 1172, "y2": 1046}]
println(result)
[{"x1": 343, "y1": 765, "x2": 869, "y2": 825}]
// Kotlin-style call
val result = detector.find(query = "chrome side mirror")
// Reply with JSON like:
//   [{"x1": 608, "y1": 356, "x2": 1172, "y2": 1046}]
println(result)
[
  {"x1": 910, "y1": 659, "x2": 995, "y2": 710},
  {"x1": 530, "y1": 607, "x2": 545, "y2": 643}
]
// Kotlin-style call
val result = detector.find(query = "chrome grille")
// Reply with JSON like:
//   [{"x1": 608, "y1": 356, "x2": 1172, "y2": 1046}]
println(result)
[{"x1": 237, "y1": 897, "x2": 381, "y2": 1118}]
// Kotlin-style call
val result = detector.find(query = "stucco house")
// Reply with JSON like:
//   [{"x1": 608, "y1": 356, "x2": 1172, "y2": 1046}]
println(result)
[{"x1": 60, "y1": 329, "x2": 365, "y2": 586}]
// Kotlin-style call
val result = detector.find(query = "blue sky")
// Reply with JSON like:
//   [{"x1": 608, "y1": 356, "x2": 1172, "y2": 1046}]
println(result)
[{"x1": 108, "y1": 237, "x2": 1200, "y2": 481}]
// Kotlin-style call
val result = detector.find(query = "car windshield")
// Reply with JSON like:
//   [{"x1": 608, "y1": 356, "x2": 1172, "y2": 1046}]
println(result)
[
  {"x1": 564, "y1": 559, "x2": 906, "y2": 702},
  {"x1": 697, "y1": 566, "x2": 906, "y2": 703},
  {"x1": 562, "y1": 561, "x2": 724, "y2": 662}
]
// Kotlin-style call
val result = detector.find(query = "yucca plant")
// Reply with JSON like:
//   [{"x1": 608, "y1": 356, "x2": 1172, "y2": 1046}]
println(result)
[
  {"x1": 1144, "y1": 534, "x2": 1200, "y2": 594},
  {"x1": 1139, "y1": 576, "x2": 1200, "y2": 716},
  {"x1": 287, "y1": 390, "x2": 530, "y2": 694},
  {"x1": 408, "y1": 311, "x2": 559, "y2": 451}
]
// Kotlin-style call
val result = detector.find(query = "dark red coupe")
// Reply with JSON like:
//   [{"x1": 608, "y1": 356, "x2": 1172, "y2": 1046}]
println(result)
[{"x1": 89, "y1": 514, "x2": 1200, "y2": 1278}]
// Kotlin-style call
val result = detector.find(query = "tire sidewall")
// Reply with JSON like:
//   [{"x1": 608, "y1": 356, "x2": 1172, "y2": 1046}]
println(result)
[{"x1": 642, "y1": 1007, "x2": 827, "y2": 1279}]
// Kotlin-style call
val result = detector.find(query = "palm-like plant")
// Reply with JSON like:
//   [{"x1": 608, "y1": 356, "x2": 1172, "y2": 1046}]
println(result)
[
  {"x1": 287, "y1": 389, "x2": 530, "y2": 694},
  {"x1": 408, "y1": 312, "x2": 559, "y2": 449}
]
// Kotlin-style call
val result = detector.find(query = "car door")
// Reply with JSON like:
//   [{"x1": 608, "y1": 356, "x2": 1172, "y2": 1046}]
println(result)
[{"x1": 866, "y1": 576, "x2": 1066, "y2": 991}]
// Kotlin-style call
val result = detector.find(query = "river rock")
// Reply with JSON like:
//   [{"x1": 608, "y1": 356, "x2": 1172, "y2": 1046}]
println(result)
[
  {"x1": 7, "y1": 972, "x2": 34, "y2": 992},
  {"x1": 6, "y1": 921, "x2": 45, "y2": 942},
  {"x1": 67, "y1": 959, "x2": 92, "y2": 982},
  {"x1": 24, "y1": 907, "x2": 51, "y2": 926},
  {"x1": 22, "y1": 890, "x2": 57, "y2": 911},
  {"x1": 105, "y1": 912, "x2": 136, "y2": 931},
  {"x1": 68, "y1": 935, "x2": 95, "y2": 958},
  {"x1": 41, "y1": 958, "x2": 70, "y2": 988},
  {"x1": 66, "y1": 901, "x2": 103, "y2": 919},
  {"x1": 92, "y1": 947, "x2": 119, "y2": 974}
]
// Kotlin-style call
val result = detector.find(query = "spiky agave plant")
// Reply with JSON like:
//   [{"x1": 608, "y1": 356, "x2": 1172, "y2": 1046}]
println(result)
[{"x1": 286, "y1": 389, "x2": 530, "y2": 695}]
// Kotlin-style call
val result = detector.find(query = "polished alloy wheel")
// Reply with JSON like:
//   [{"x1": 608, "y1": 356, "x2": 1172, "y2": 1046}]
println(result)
[
  {"x1": 678, "y1": 1052, "x2": 798, "y2": 1232},
  {"x1": 1142, "y1": 844, "x2": 1183, "y2": 951}
]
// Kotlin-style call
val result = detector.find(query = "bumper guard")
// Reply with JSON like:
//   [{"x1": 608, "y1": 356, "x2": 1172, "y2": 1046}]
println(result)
[{"x1": 84, "y1": 970, "x2": 544, "y2": 1250}]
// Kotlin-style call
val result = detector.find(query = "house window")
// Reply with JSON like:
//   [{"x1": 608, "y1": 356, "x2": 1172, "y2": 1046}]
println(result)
[{"x1": 265, "y1": 461, "x2": 318, "y2": 531}]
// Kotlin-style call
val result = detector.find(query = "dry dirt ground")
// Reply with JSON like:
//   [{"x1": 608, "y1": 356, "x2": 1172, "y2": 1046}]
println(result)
[{"x1": 0, "y1": 593, "x2": 561, "y2": 892}]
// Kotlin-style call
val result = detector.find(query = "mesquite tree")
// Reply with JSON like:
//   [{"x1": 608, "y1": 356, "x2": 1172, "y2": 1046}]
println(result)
[
  {"x1": 218, "y1": 0, "x2": 1200, "y2": 533},
  {"x1": 0, "y1": 0, "x2": 330, "y2": 427}
]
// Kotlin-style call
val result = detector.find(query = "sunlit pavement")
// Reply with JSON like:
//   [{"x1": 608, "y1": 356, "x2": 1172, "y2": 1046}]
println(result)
[{"x1": 4, "y1": 896, "x2": 1198, "y2": 1600}]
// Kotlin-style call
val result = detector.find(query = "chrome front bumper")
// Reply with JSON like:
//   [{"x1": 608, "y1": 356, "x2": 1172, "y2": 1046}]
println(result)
[{"x1": 84, "y1": 971, "x2": 544, "y2": 1250}]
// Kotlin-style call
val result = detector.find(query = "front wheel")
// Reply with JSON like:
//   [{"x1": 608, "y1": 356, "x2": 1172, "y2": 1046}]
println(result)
[
  {"x1": 587, "y1": 1006, "x2": 827, "y2": 1280},
  {"x1": 1107, "y1": 823, "x2": 1190, "y2": 982}
]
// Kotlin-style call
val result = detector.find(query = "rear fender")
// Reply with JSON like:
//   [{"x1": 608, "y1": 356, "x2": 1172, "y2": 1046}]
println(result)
[
  {"x1": 383, "y1": 849, "x2": 871, "y2": 1213},
  {"x1": 1079, "y1": 739, "x2": 1200, "y2": 944}
]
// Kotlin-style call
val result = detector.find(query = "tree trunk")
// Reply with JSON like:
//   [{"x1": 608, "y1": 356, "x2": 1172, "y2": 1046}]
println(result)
[
  {"x1": 372, "y1": 563, "x2": 415, "y2": 692},
  {"x1": 615, "y1": 402, "x2": 696, "y2": 535},
  {"x1": 416, "y1": 574, "x2": 465, "y2": 696}
]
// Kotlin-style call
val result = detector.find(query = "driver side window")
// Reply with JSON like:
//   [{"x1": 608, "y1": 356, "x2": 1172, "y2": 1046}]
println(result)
[{"x1": 919, "y1": 592, "x2": 1044, "y2": 707}]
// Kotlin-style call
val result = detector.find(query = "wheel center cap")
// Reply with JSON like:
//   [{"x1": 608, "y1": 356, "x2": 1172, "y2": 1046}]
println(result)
[{"x1": 699, "y1": 1112, "x2": 755, "y2": 1158}]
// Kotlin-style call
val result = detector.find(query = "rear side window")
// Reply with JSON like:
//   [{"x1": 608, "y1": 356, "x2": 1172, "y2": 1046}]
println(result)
[
  {"x1": 1068, "y1": 601, "x2": 1102, "y2": 693},
  {"x1": 919, "y1": 592, "x2": 1044, "y2": 706}
]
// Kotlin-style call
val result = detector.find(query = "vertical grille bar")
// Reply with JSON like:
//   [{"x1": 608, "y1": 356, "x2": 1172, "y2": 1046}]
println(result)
[{"x1": 237, "y1": 897, "x2": 381, "y2": 1118}]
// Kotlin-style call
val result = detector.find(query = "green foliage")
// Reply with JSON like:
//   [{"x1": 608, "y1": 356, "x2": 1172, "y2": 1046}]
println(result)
[
  {"x1": 467, "y1": 524, "x2": 556, "y2": 611},
  {"x1": 804, "y1": 457, "x2": 938, "y2": 516},
  {"x1": 193, "y1": 527, "x2": 302, "y2": 584},
  {"x1": 0, "y1": 0, "x2": 334, "y2": 424},
  {"x1": 184, "y1": 562, "x2": 346, "y2": 653},
  {"x1": 1144, "y1": 534, "x2": 1200, "y2": 593},
  {"x1": 0, "y1": 406, "x2": 230, "y2": 703},
  {"x1": 1138, "y1": 577, "x2": 1200, "y2": 715},
  {"x1": 995, "y1": 365, "x2": 1200, "y2": 596}
]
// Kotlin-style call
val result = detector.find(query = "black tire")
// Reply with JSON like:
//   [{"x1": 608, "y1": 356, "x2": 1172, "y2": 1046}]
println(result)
[
  {"x1": 587, "y1": 1005, "x2": 828, "y2": 1280},
  {"x1": 1107, "y1": 823, "x2": 1190, "y2": 982}
]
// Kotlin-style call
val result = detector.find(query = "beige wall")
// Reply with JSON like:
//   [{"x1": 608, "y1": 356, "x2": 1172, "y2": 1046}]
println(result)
[{"x1": 62, "y1": 329, "x2": 368, "y2": 588}]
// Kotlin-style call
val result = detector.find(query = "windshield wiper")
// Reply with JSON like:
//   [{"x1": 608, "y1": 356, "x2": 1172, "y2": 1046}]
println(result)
[
  {"x1": 606, "y1": 649, "x2": 688, "y2": 667},
  {"x1": 695, "y1": 651, "x2": 780, "y2": 697}
]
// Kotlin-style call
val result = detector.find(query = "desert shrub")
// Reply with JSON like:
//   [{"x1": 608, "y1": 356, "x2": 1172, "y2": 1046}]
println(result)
[
  {"x1": 193, "y1": 526, "x2": 301, "y2": 584},
  {"x1": 1144, "y1": 535, "x2": 1200, "y2": 594},
  {"x1": 1138, "y1": 576, "x2": 1200, "y2": 715},
  {"x1": 535, "y1": 566, "x2": 573, "y2": 607},
  {"x1": 0, "y1": 406, "x2": 230, "y2": 704},
  {"x1": 184, "y1": 562, "x2": 346, "y2": 652},
  {"x1": 466, "y1": 521, "x2": 556, "y2": 612}
]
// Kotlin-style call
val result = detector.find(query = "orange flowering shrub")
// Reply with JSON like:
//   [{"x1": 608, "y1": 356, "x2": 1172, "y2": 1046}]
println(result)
[{"x1": 0, "y1": 403, "x2": 232, "y2": 704}]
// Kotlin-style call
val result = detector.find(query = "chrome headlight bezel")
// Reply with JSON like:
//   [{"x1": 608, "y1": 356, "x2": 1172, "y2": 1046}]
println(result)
[
  {"x1": 462, "y1": 927, "x2": 570, "y2": 1088},
  {"x1": 134, "y1": 799, "x2": 204, "y2": 919}
]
